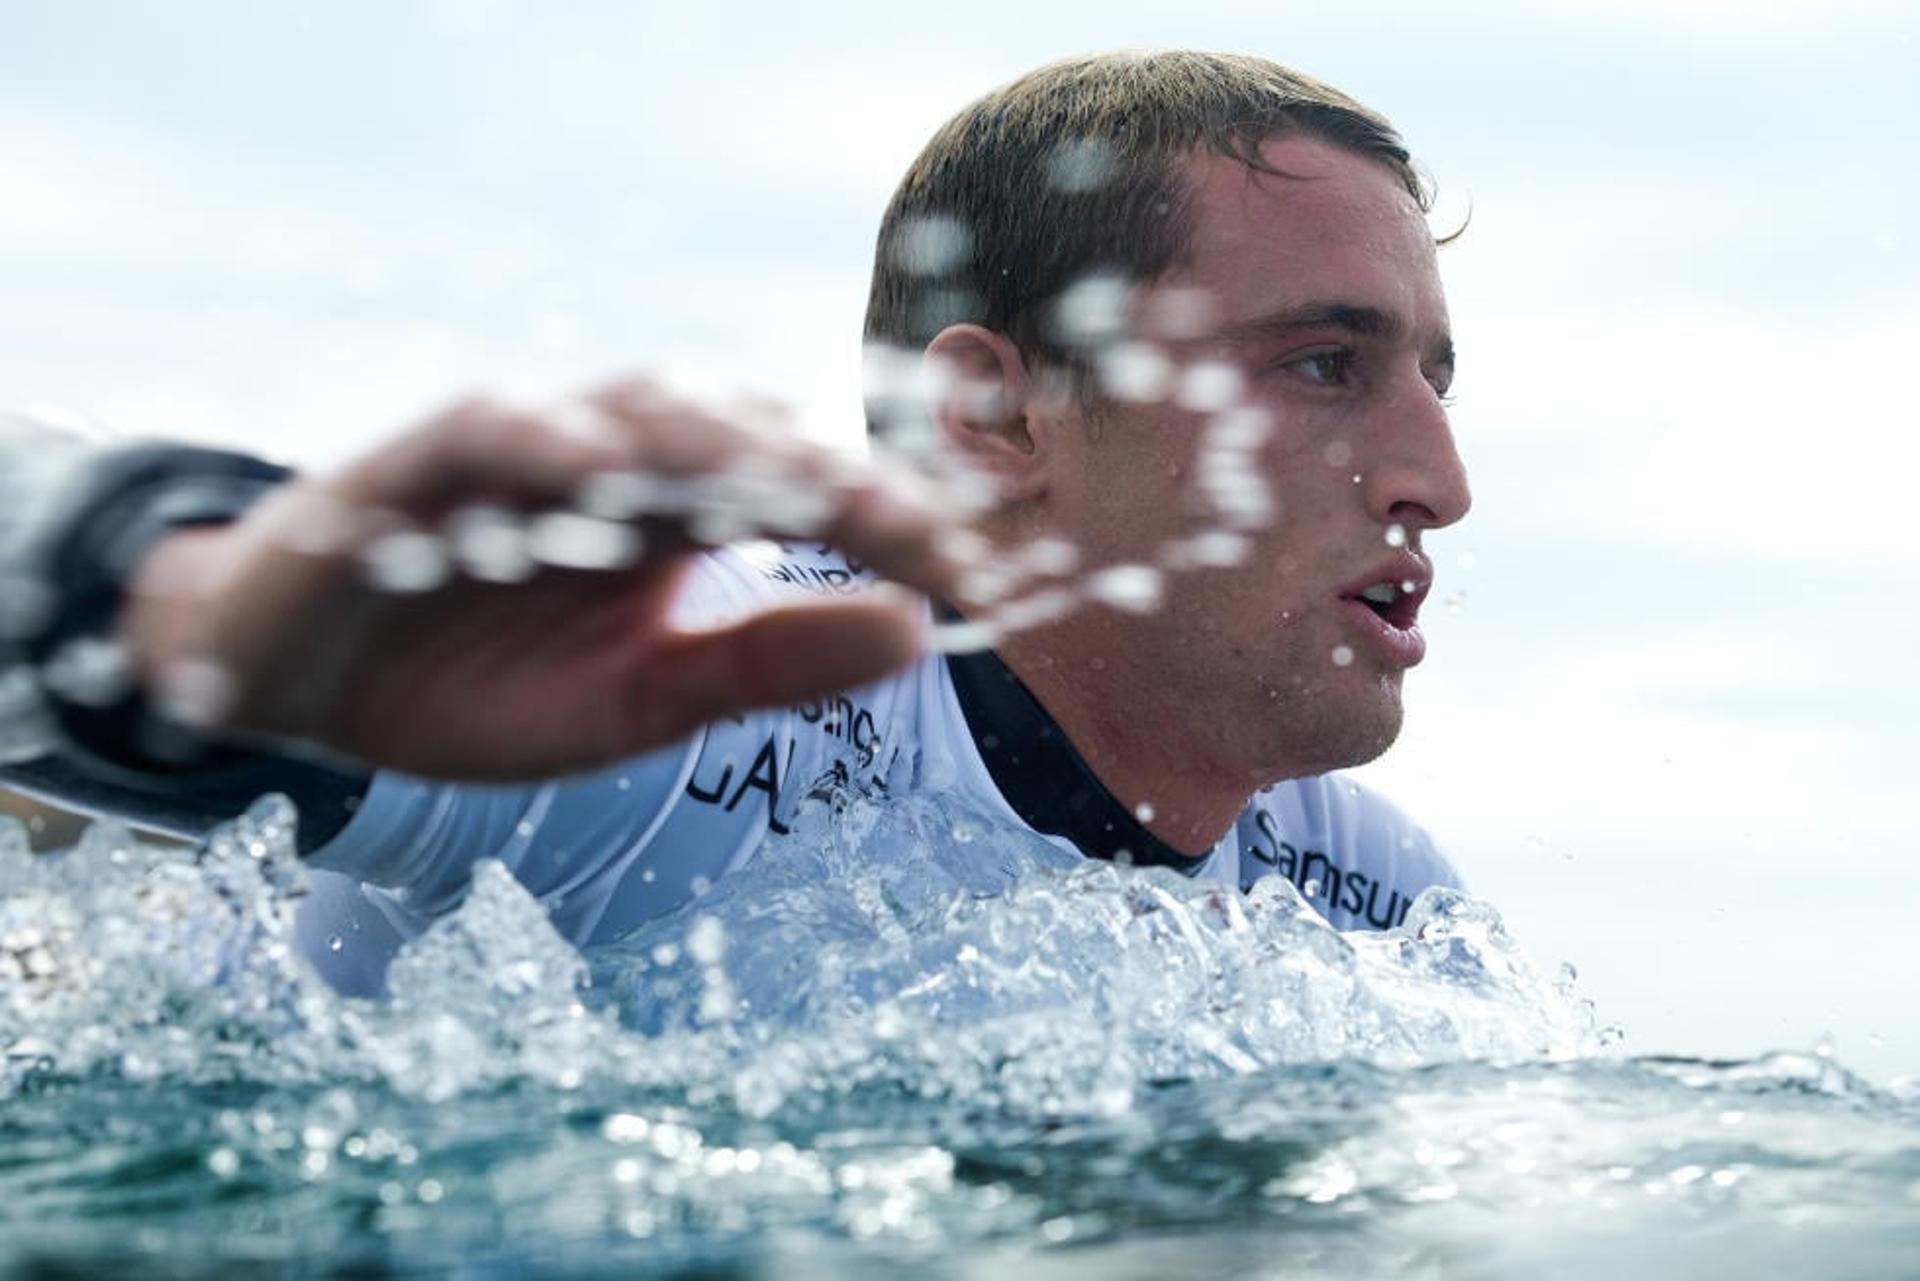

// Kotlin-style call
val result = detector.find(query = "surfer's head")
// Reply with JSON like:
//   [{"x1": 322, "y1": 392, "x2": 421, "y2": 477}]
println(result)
[
  {"x1": 862, "y1": 49, "x2": 1431, "y2": 405},
  {"x1": 861, "y1": 52, "x2": 1471, "y2": 821}
]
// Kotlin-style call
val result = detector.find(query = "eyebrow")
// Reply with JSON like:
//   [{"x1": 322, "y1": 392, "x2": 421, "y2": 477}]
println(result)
[{"x1": 1215, "y1": 302, "x2": 1455, "y2": 367}]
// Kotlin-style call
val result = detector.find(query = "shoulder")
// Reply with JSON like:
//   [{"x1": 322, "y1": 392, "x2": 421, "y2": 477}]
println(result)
[
  {"x1": 1291, "y1": 772, "x2": 1463, "y2": 887},
  {"x1": 1239, "y1": 772, "x2": 1464, "y2": 928}
]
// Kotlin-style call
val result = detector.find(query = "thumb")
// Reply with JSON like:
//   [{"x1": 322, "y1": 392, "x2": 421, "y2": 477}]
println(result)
[{"x1": 640, "y1": 590, "x2": 928, "y2": 737}]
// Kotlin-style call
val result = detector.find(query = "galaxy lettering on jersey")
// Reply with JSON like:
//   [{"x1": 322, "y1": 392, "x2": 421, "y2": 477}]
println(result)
[
  {"x1": 1247, "y1": 810, "x2": 1411, "y2": 929},
  {"x1": 683, "y1": 716, "x2": 795, "y2": 836},
  {"x1": 682, "y1": 693, "x2": 885, "y2": 835}
]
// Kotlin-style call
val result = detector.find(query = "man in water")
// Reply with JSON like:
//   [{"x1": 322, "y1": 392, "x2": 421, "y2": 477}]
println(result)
[{"x1": 0, "y1": 50, "x2": 1470, "y2": 993}]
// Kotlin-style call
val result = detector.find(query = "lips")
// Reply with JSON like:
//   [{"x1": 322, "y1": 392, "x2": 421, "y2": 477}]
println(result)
[{"x1": 1335, "y1": 554, "x2": 1433, "y2": 668}]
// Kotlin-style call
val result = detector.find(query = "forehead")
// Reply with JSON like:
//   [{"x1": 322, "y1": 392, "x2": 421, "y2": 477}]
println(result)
[{"x1": 1153, "y1": 136, "x2": 1446, "y2": 334}]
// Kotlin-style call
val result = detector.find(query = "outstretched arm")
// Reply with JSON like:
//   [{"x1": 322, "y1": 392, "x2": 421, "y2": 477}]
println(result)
[{"x1": 2, "y1": 381, "x2": 975, "y2": 835}]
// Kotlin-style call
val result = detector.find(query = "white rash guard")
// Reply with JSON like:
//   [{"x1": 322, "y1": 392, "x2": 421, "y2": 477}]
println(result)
[{"x1": 297, "y1": 541, "x2": 1464, "y2": 995}]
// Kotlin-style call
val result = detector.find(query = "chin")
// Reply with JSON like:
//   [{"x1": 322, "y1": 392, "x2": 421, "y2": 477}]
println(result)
[
  {"x1": 1323, "y1": 703, "x2": 1403, "y2": 771},
  {"x1": 1267, "y1": 674, "x2": 1405, "y2": 776}
]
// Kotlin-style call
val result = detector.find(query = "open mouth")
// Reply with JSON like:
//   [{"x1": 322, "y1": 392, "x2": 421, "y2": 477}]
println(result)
[{"x1": 1350, "y1": 579, "x2": 1420, "y2": 630}]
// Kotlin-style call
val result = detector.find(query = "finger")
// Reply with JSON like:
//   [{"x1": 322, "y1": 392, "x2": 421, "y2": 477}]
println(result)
[
  {"x1": 576, "y1": 380, "x2": 802, "y2": 480},
  {"x1": 585, "y1": 384, "x2": 982, "y2": 599},
  {"x1": 812, "y1": 457, "x2": 982, "y2": 603},
  {"x1": 331, "y1": 396, "x2": 641, "y2": 514},
  {"x1": 348, "y1": 383, "x2": 987, "y2": 608},
  {"x1": 631, "y1": 591, "x2": 927, "y2": 743}
]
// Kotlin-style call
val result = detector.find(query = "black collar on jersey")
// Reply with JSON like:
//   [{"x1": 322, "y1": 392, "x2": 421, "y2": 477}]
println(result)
[{"x1": 940, "y1": 625, "x2": 1207, "y2": 874}]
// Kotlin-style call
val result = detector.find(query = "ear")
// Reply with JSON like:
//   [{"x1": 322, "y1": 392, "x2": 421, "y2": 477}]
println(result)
[{"x1": 924, "y1": 324, "x2": 1049, "y2": 503}]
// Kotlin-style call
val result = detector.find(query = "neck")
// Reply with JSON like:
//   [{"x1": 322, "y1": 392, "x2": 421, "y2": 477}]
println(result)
[{"x1": 992, "y1": 619, "x2": 1265, "y2": 857}]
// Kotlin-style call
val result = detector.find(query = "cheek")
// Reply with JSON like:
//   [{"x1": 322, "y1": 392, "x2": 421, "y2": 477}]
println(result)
[
  {"x1": 1077, "y1": 445, "x2": 1207, "y2": 550},
  {"x1": 1254, "y1": 431, "x2": 1363, "y2": 542}
]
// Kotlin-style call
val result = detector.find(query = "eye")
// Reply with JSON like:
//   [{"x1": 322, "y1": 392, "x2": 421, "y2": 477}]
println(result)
[{"x1": 1284, "y1": 348, "x2": 1355, "y2": 387}]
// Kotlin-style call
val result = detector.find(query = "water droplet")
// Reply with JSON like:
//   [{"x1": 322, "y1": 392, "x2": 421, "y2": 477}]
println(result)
[
  {"x1": 993, "y1": 588, "x2": 1073, "y2": 633},
  {"x1": 575, "y1": 470, "x2": 657, "y2": 521},
  {"x1": 889, "y1": 214, "x2": 972, "y2": 275},
  {"x1": 207, "y1": 1147, "x2": 240, "y2": 1178},
  {"x1": 686, "y1": 915, "x2": 727, "y2": 966},
  {"x1": 1383, "y1": 523, "x2": 1406, "y2": 548},
  {"x1": 1330, "y1": 645, "x2": 1354, "y2": 667},
  {"x1": 603, "y1": 1113, "x2": 651, "y2": 1143},
  {"x1": 156, "y1": 658, "x2": 236, "y2": 729},
  {"x1": 957, "y1": 565, "x2": 1015, "y2": 605},
  {"x1": 1087, "y1": 564, "x2": 1163, "y2": 613},
  {"x1": 1323, "y1": 440, "x2": 1353, "y2": 467},
  {"x1": 1096, "y1": 342, "x2": 1174, "y2": 402},
  {"x1": 327, "y1": 935, "x2": 343, "y2": 953},
  {"x1": 1133, "y1": 802, "x2": 1156, "y2": 823},
  {"x1": 527, "y1": 512, "x2": 639, "y2": 571},
  {"x1": 1166, "y1": 531, "x2": 1250, "y2": 568},
  {"x1": 40, "y1": 637, "x2": 133, "y2": 708},
  {"x1": 1205, "y1": 406, "x2": 1270, "y2": 452},
  {"x1": 449, "y1": 506, "x2": 534, "y2": 583},
  {"x1": 1043, "y1": 138, "x2": 1118, "y2": 192},
  {"x1": 1021, "y1": 537, "x2": 1080, "y2": 576},
  {"x1": 1174, "y1": 360, "x2": 1244, "y2": 413},
  {"x1": 930, "y1": 617, "x2": 999, "y2": 654},
  {"x1": 1052, "y1": 273, "x2": 1132, "y2": 347},
  {"x1": 363, "y1": 530, "x2": 451, "y2": 593},
  {"x1": 935, "y1": 528, "x2": 992, "y2": 570}
]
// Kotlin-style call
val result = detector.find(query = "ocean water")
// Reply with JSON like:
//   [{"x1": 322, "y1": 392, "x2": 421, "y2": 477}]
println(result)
[{"x1": 2, "y1": 795, "x2": 1916, "y2": 1279}]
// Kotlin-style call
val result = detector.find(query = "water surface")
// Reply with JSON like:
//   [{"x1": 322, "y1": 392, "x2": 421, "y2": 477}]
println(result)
[{"x1": 2, "y1": 797, "x2": 1915, "y2": 1278}]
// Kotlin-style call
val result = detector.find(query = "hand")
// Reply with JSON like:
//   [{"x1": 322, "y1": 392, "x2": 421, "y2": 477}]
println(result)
[{"x1": 122, "y1": 380, "x2": 975, "y2": 781}]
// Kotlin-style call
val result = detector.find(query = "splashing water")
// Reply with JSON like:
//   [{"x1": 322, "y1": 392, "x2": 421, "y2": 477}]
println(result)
[{"x1": 0, "y1": 796, "x2": 1916, "y2": 1278}]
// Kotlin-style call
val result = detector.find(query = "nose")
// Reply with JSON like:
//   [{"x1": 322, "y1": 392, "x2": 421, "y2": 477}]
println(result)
[{"x1": 1364, "y1": 378, "x2": 1472, "y2": 534}]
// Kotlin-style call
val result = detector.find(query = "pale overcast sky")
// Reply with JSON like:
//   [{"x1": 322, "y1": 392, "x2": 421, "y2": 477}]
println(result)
[{"x1": 3, "y1": 1, "x2": 1916, "y2": 1078}]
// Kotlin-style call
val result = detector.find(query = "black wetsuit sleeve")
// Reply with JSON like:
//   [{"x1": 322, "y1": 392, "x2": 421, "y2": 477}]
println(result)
[{"x1": 0, "y1": 429, "x2": 371, "y2": 850}]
